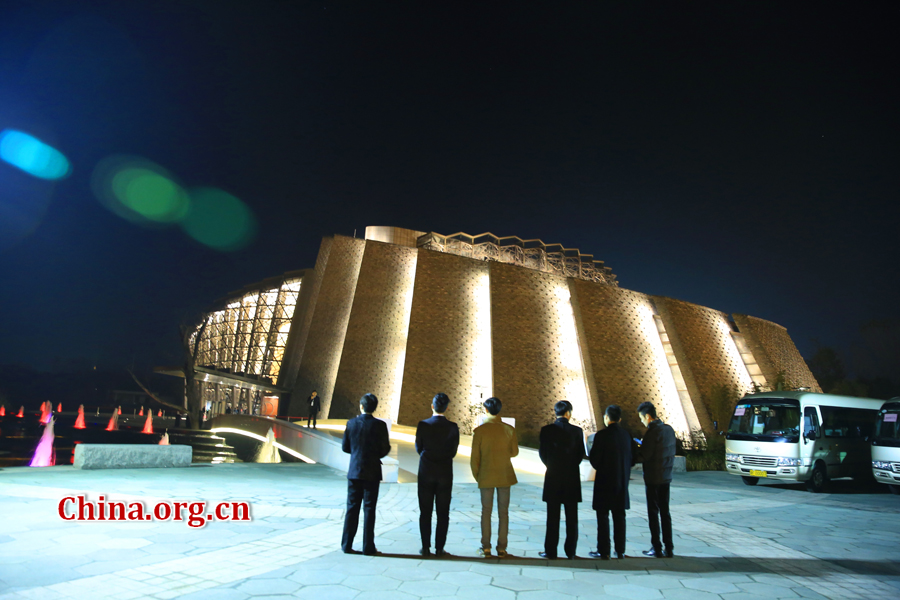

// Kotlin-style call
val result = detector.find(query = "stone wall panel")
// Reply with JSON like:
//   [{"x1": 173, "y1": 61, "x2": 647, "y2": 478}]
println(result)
[
  {"x1": 292, "y1": 235, "x2": 365, "y2": 418},
  {"x1": 330, "y1": 241, "x2": 418, "y2": 420},
  {"x1": 572, "y1": 283, "x2": 685, "y2": 438},
  {"x1": 398, "y1": 249, "x2": 492, "y2": 434},
  {"x1": 733, "y1": 314, "x2": 821, "y2": 392},
  {"x1": 654, "y1": 296, "x2": 753, "y2": 432},
  {"x1": 490, "y1": 262, "x2": 594, "y2": 439}
]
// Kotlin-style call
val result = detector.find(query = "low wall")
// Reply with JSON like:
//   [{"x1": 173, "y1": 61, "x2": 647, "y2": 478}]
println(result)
[{"x1": 73, "y1": 444, "x2": 192, "y2": 469}]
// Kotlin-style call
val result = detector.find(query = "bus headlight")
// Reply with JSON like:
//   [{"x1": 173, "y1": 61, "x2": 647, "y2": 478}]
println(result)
[
  {"x1": 776, "y1": 457, "x2": 801, "y2": 466},
  {"x1": 872, "y1": 461, "x2": 892, "y2": 470},
  {"x1": 726, "y1": 453, "x2": 740, "y2": 463}
]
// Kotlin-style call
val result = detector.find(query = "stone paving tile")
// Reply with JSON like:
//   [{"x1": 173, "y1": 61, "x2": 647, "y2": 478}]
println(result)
[
  {"x1": 662, "y1": 590, "x2": 723, "y2": 600},
  {"x1": 605, "y1": 583, "x2": 665, "y2": 599},
  {"x1": 627, "y1": 575, "x2": 685, "y2": 589},
  {"x1": 682, "y1": 578, "x2": 740, "y2": 593},
  {"x1": 2, "y1": 464, "x2": 900, "y2": 600},
  {"x1": 234, "y1": 578, "x2": 301, "y2": 595}
]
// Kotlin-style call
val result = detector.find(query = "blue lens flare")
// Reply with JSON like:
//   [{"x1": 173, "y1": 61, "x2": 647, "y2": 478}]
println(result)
[{"x1": 0, "y1": 129, "x2": 70, "y2": 180}]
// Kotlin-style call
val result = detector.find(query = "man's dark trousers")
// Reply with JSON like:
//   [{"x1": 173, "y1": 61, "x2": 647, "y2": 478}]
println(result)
[
  {"x1": 645, "y1": 482, "x2": 672, "y2": 553},
  {"x1": 597, "y1": 507, "x2": 626, "y2": 556},
  {"x1": 415, "y1": 414, "x2": 459, "y2": 552},
  {"x1": 544, "y1": 502, "x2": 578, "y2": 558},
  {"x1": 342, "y1": 479, "x2": 379, "y2": 554},
  {"x1": 418, "y1": 476, "x2": 452, "y2": 551}
]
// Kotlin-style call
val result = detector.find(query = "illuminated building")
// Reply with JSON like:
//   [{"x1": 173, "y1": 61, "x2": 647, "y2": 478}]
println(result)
[{"x1": 185, "y1": 226, "x2": 820, "y2": 440}]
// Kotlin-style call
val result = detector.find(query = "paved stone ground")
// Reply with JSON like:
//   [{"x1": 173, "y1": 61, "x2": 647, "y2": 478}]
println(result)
[{"x1": 1, "y1": 463, "x2": 899, "y2": 600}]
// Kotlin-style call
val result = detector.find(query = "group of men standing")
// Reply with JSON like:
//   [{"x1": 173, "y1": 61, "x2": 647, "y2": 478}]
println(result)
[{"x1": 339, "y1": 392, "x2": 676, "y2": 560}]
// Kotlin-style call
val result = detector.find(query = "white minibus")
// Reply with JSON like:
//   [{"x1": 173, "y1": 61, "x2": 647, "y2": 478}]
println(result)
[
  {"x1": 725, "y1": 391, "x2": 883, "y2": 492},
  {"x1": 871, "y1": 400, "x2": 900, "y2": 495}
]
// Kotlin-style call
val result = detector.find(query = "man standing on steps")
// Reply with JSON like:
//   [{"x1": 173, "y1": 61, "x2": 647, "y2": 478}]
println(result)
[
  {"x1": 471, "y1": 397, "x2": 519, "y2": 558},
  {"x1": 341, "y1": 393, "x2": 391, "y2": 556},
  {"x1": 539, "y1": 400, "x2": 585, "y2": 560},
  {"x1": 637, "y1": 401, "x2": 677, "y2": 559},
  {"x1": 415, "y1": 393, "x2": 460, "y2": 557},
  {"x1": 588, "y1": 404, "x2": 633, "y2": 560}
]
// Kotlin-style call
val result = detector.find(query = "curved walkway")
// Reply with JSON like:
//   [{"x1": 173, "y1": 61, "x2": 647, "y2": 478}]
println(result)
[{"x1": 209, "y1": 415, "x2": 579, "y2": 484}]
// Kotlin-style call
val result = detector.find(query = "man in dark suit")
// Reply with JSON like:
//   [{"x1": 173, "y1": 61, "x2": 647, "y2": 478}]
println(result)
[
  {"x1": 588, "y1": 404, "x2": 633, "y2": 560},
  {"x1": 307, "y1": 391, "x2": 320, "y2": 428},
  {"x1": 341, "y1": 393, "x2": 391, "y2": 555},
  {"x1": 637, "y1": 401, "x2": 677, "y2": 558},
  {"x1": 538, "y1": 400, "x2": 585, "y2": 559},
  {"x1": 414, "y1": 393, "x2": 460, "y2": 557}
]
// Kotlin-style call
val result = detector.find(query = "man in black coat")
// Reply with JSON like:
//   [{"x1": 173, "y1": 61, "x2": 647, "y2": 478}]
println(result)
[
  {"x1": 306, "y1": 391, "x2": 320, "y2": 428},
  {"x1": 414, "y1": 392, "x2": 460, "y2": 557},
  {"x1": 341, "y1": 393, "x2": 391, "y2": 555},
  {"x1": 538, "y1": 400, "x2": 585, "y2": 559},
  {"x1": 637, "y1": 401, "x2": 677, "y2": 558},
  {"x1": 588, "y1": 404, "x2": 633, "y2": 560}
]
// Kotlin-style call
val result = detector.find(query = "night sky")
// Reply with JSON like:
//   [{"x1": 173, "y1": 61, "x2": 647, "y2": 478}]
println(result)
[{"x1": 1, "y1": 2, "x2": 898, "y2": 378}]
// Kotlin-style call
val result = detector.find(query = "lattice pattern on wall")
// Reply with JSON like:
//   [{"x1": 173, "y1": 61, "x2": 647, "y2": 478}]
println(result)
[
  {"x1": 572, "y1": 282, "x2": 694, "y2": 439},
  {"x1": 732, "y1": 314, "x2": 822, "y2": 392},
  {"x1": 419, "y1": 231, "x2": 616, "y2": 285},
  {"x1": 330, "y1": 242, "x2": 418, "y2": 421},
  {"x1": 398, "y1": 249, "x2": 492, "y2": 435},
  {"x1": 653, "y1": 297, "x2": 755, "y2": 433},
  {"x1": 293, "y1": 235, "x2": 366, "y2": 419},
  {"x1": 490, "y1": 262, "x2": 594, "y2": 438},
  {"x1": 194, "y1": 277, "x2": 302, "y2": 383}
]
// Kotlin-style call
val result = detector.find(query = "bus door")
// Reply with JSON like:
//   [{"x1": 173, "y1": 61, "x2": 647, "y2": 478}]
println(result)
[{"x1": 802, "y1": 406, "x2": 828, "y2": 468}]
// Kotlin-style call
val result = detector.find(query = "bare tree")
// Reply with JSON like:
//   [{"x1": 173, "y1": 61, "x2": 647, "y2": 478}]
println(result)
[
  {"x1": 127, "y1": 368, "x2": 186, "y2": 415},
  {"x1": 181, "y1": 319, "x2": 207, "y2": 430}
]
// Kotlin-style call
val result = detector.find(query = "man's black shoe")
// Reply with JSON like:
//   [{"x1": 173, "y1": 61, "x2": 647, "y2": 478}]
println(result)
[
  {"x1": 538, "y1": 551, "x2": 557, "y2": 559},
  {"x1": 589, "y1": 551, "x2": 610, "y2": 560},
  {"x1": 664, "y1": 549, "x2": 674, "y2": 558},
  {"x1": 642, "y1": 547, "x2": 665, "y2": 558},
  {"x1": 614, "y1": 551, "x2": 626, "y2": 559},
  {"x1": 419, "y1": 548, "x2": 431, "y2": 557},
  {"x1": 362, "y1": 549, "x2": 381, "y2": 556},
  {"x1": 343, "y1": 548, "x2": 362, "y2": 555},
  {"x1": 434, "y1": 549, "x2": 448, "y2": 557}
]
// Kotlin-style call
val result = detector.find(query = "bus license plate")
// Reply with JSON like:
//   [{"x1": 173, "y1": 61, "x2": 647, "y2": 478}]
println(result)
[{"x1": 749, "y1": 469, "x2": 767, "y2": 477}]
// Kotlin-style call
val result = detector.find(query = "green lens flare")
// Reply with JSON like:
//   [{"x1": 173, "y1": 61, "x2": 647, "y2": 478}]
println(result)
[
  {"x1": 181, "y1": 187, "x2": 257, "y2": 251},
  {"x1": 111, "y1": 168, "x2": 189, "y2": 222}
]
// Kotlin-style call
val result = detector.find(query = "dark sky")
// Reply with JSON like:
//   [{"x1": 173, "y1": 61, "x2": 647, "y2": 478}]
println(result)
[{"x1": 1, "y1": 1, "x2": 898, "y2": 374}]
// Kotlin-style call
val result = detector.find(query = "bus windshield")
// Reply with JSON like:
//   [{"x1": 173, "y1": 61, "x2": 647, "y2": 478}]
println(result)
[
  {"x1": 874, "y1": 405, "x2": 900, "y2": 447},
  {"x1": 727, "y1": 399, "x2": 801, "y2": 442}
]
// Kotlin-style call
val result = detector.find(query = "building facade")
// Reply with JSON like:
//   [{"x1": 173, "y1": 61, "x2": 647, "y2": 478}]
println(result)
[{"x1": 189, "y1": 226, "x2": 820, "y2": 440}]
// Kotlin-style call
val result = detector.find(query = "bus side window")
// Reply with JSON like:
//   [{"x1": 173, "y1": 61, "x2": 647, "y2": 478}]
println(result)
[
  {"x1": 820, "y1": 406, "x2": 840, "y2": 437},
  {"x1": 803, "y1": 407, "x2": 820, "y2": 440}
]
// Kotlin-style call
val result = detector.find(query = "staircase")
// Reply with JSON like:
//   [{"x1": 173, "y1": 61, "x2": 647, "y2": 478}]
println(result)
[{"x1": 165, "y1": 430, "x2": 241, "y2": 463}]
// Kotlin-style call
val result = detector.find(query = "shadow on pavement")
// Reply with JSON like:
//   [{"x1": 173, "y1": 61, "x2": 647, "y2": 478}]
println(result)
[{"x1": 373, "y1": 553, "x2": 900, "y2": 577}]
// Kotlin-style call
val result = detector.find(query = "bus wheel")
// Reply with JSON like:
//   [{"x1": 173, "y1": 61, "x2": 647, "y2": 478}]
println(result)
[
  {"x1": 888, "y1": 485, "x2": 900, "y2": 496},
  {"x1": 807, "y1": 463, "x2": 828, "y2": 493},
  {"x1": 741, "y1": 476, "x2": 759, "y2": 486}
]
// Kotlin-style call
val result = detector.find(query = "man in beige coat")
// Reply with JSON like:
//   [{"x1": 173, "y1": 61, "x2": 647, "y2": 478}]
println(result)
[{"x1": 470, "y1": 397, "x2": 519, "y2": 557}]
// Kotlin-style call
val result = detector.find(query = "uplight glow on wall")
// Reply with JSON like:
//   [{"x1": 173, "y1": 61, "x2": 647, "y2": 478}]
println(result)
[
  {"x1": 638, "y1": 303, "x2": 693, "y2": 439},
  {"x1": 716, "y1": 316, "x2": 756, "y2": 394},
  {"x1": 472, "y1": 272, "x2": 493, "y2": 402},
  {"x1": 387, "y1": 254, "x2": 418, "y2": 423},
  {"x1": 552, "y1": 283, "x2": 594, "y2": 430}
]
